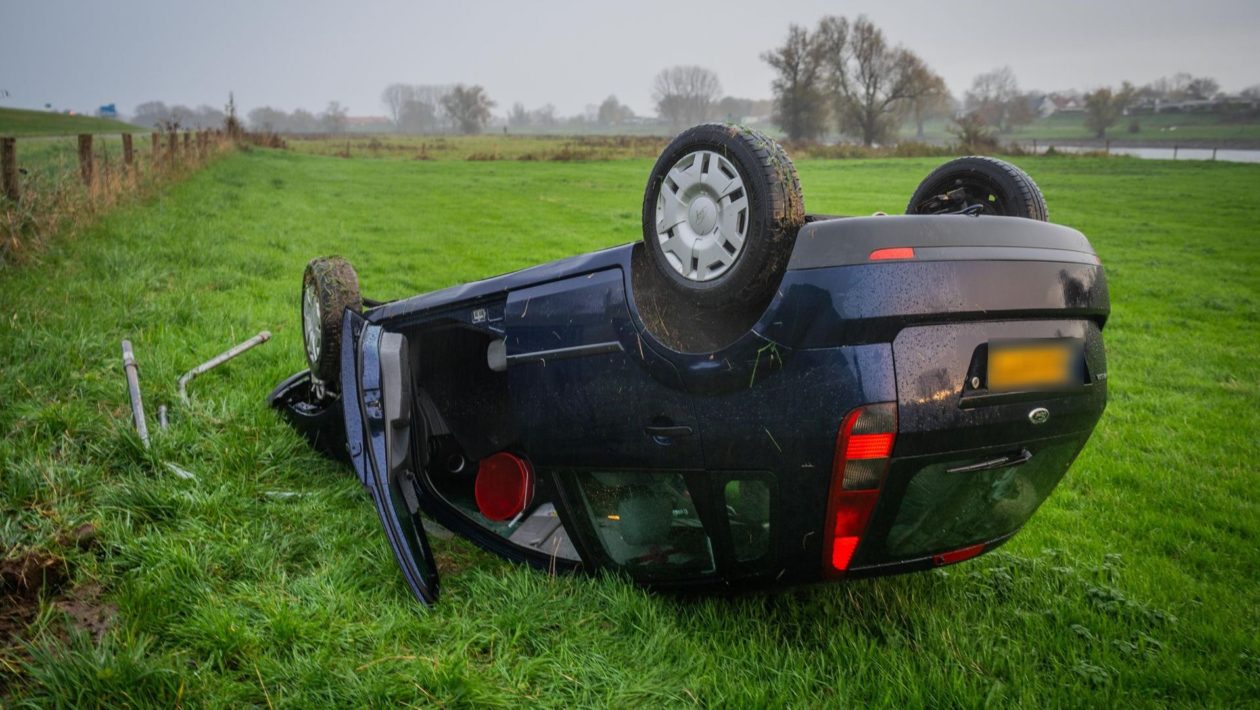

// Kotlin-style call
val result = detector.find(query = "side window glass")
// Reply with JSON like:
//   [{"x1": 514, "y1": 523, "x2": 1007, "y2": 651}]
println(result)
[
  {"x1": 573, "y1": 471, "x2": 716, "y2": 577},
  {"x1": 723, "y1": 478, "x2": 772, "y2": 563}
]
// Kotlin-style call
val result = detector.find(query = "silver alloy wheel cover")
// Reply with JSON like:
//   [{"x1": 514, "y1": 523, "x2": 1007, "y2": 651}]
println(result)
[
  {"x1": 655, "y1": 149, "x2": 750, "y2": 282},
  {"x1": 302, "y1": 281, "x2": 322, "y2": 366}
]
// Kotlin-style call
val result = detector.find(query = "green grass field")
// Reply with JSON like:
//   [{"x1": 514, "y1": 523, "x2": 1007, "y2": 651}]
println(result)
[
  {"x1": 2, "y1": 149, "x2": 1258, "y2": 706},
  {"x1": 0, "y1": 107, "x2": 143, "y2": 138}
]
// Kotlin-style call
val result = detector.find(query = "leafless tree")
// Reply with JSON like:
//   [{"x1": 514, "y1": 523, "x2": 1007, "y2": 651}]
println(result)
[
  {"x1": 948, "y1": 112, "x2": 999, "y2": 153},
  {"x1": 247, "y1": 106, "x2": 287, "y2": 132},
  {"x1": 832, "y1": 17, "x2": 924, "y2": 146},
  {"x1": 815, "y1": 16, "x2": 851, "y2": 130},
  {"x1": 290, "y1": 109, "x2": 318, "y2": 133},
  {"x1": 320, "y1": 101, "x2": 349, "y2": 133},
  {"x1": 762, "y1": 25, "x2": 828, "y2": 141},
  {"x1": 1144, "y1": 73, "x2": 1221, "y2": 102},
  {"x1": 167, "y1": 105, "x2": 194, "y2": 128},
  {"x1": 715, "y1": 96, "x2": 773, "y2": 122},
  {"x1": 413, "y1": 85, "x2": 454, "y2": 129},
  {"x1": 900, "y1": 55, "x2": 952, "y2": 139},
  {"x1": 381, "y1": 83, "x2": 416, "y2": 127},
  {"x1": 508, "y1": 102, "x2": 531, "y2": 128},
  {"x1": 597, "y1": 95, "x2": 634, "y2": 126},
  {"x1": 399, "y1": 99, "x2": 438, "y2": 133},
  {"x1": 1182, "y1": 76, "x2": 1220, "y2": 101},
  {"x1": 381, "y1": 84, "x2": 454, "y2": 131},
  {"x1": 132, "y1": 101, "x2": 170, "y2": 129},
  {"x1": 185, "y1": 104, "x2": 226, "y2": 130},
  {"x1": 652, "y1": 66, "x2": 722, "y2": 126},
  {"x1": 965, "y1": 66, "x2": 1031, "y2": 133},
  {"x1": 441, "y1": 85, "x2": 495, "y2": 134},
  {"x1": 533, "y1": 104, "x2": 558, "y2": 127}
]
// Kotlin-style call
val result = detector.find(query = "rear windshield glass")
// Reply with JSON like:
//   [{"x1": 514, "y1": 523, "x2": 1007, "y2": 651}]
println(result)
[{"x1": 884, "y1": 440, "x2": 1081, "y2": 559}]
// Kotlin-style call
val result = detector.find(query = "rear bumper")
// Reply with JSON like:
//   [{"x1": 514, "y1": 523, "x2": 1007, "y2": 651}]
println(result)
[{"x1": 847, "y1": 529, "x2": 1019, "y2": 579}]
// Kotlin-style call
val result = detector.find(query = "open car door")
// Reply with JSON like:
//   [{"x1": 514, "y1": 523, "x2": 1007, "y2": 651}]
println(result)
[{"x1": 342, "y1": 312, "x2": 439, "y2": 606}]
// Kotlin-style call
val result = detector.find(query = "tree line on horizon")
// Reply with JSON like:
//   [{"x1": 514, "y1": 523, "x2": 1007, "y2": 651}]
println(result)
[{"x1": 116, "y1": 14, "x2": 1258, "y2": 142}]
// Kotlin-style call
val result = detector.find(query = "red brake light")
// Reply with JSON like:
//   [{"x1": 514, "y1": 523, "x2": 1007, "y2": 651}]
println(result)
[
  {"x1": 869, "y1": 247, "x2": 915, "y2": 261},
  {"x1": 823, "y1": 403, "x2": 898, "y2": 576},
  {"x1": 845, "y1": 432, "x2": 894, "y2": 460}
]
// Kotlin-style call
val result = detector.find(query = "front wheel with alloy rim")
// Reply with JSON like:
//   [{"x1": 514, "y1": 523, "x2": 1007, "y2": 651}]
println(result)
[
  {"x1": 642, "y1": 124, "x2": 805, "y2": 309},
  {"x1": 301, "y1": 256, "x2": 362, "y2": 395}
]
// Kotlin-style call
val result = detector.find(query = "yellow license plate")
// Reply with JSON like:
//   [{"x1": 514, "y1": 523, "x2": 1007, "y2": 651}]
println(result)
[{"x1": 987, "y1": 342, "x2": 1076, "y2": 392}]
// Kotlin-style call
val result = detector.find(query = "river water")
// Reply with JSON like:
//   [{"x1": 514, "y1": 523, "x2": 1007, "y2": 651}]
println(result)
[{"x1": 1042, "y1": 145, "x2": 1260, "y2": 163}]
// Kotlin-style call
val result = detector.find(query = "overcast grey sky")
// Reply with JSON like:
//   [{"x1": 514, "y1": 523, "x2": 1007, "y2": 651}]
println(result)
[{"x1": 2, "y1": 0, "x2": 1258, "y2": 118}]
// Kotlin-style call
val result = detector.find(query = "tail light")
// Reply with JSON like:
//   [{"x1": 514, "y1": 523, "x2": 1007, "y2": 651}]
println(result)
[{"x1": 823, "y1": 403, "x2": 897, "y2": 576}]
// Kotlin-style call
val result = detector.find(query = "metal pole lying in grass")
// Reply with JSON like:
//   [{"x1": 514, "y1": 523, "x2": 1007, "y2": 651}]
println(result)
[
  {"x1": 178, "y1": 331, "x2": 272, "y2": 402},
  {"x1": 121, "y1": 340, "x2": 150, "y2": 447},
  {"x1": 120, "y1": 340, "x2": 197, "y2": 480}
]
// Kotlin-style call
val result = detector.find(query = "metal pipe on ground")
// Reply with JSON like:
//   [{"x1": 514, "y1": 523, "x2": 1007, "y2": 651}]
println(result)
[
  {"x1": 121, "y1": 340, "x2": 150, "y2": 448},
  {"x1": 121, "y1": 340, "x2": 197, "y2": 480},
  {"x1": 178, "y1": 331, "x2": 272, "y2": 402}
]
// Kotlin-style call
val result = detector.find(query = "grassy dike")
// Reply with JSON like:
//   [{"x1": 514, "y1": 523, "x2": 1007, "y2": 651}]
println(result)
[
  {"x1": 0, "y1": 107, "x2": 144, "y2": 137},
  {"x1": 1, "y1": 149, "x2": 1257, "y2": 706}
]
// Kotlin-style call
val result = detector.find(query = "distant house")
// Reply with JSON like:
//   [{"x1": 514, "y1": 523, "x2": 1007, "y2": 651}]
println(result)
[
  {"x1": 97, "y1": 103, "x2": 118, "y2": 119},
  {"x1": 1053, "y1": 95, "x2": 1083, "y2": 113},
  {"x1": 346, "y1": 116, "x2": 392, "y2": 131},
  {"x1": 1033, "y1": 94, "x2": 1082, "y2": 117}
]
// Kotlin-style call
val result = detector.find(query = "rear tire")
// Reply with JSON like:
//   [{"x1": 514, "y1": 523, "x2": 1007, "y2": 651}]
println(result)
[
  {"x1": 302, "y1": 256, "x2": 362, "y2": 391},
  {"x1": 906, "y1": 156, "x2": 1047, "y2": 220},
  {"x1": 642, "y1": 124, "x2": 804, "y2": 309}
]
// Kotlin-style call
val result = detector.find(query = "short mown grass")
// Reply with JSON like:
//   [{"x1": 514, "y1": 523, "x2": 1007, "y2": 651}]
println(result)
[{"x1": 1, "y1": 149, "x2": 1257, "y2": 706}]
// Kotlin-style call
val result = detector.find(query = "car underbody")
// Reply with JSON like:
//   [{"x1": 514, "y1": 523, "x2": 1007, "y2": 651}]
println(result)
[{"x1": 272, "y1": 209, "x2": 1109, "y2": 606}]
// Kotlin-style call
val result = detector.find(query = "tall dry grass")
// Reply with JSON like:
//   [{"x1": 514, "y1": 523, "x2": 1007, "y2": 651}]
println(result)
[
  {"x1": 286, "y1": 133, "x2": 967, "y2": 163},
  {"x1": 1, "y1": 133, "x2": 238, "y2": 267}
]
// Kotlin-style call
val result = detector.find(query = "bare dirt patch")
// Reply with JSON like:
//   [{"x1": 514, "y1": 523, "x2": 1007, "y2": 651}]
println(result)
[{"x1": 1, "y1": 526, "x2": 116, "y2": 692}]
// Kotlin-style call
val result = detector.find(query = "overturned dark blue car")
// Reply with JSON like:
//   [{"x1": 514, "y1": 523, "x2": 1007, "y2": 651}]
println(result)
[{"x1": 271, "y1": 124, "x2": 1110, "y2": 606}]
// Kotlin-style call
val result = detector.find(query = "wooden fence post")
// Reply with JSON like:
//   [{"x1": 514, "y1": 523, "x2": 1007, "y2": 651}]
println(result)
[
  {"x1": 183, "y1": 131, "x2": 191, "y2": 156},
  {"x1": 1173, "y1": 145, "x2": 1179, "y2": 160},
  {"x1": 122, "y1": 133, "x2": 134, "y2": 170},
  {"x1": 167, "y1": 131, "x2": 177, "y2": 169},
  {"x1": 78, "y1": 134, "x2": 94, "y2": 186},
  {"x1": 151, "y1": 132, "x2": 160, "y2": 164},
  {"x1": 1, "y1": 137, "x2": 17, "y2": 202}
]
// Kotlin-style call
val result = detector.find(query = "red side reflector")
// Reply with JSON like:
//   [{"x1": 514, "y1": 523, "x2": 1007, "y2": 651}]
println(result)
[
  {"x1": 474, "y1": 453, "x2": 534, "y2": 521},
  {"x1": 869, "y1": 247, "x2": 915, "y2": 261},
  {"x1": 933, "y1": 543, "x2": 986, "y2": 566},
  {"x1": 845, "y1": 432, "x2": 894, "y2": 460}
]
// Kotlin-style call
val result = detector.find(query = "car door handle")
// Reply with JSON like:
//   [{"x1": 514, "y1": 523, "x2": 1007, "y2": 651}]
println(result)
[
  {"x1": 644, "y1": 424, "x2": 694, "y2": 438},
  {"x1": 946, "y1": 448, "x2": 1033, "y2": 474}
]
